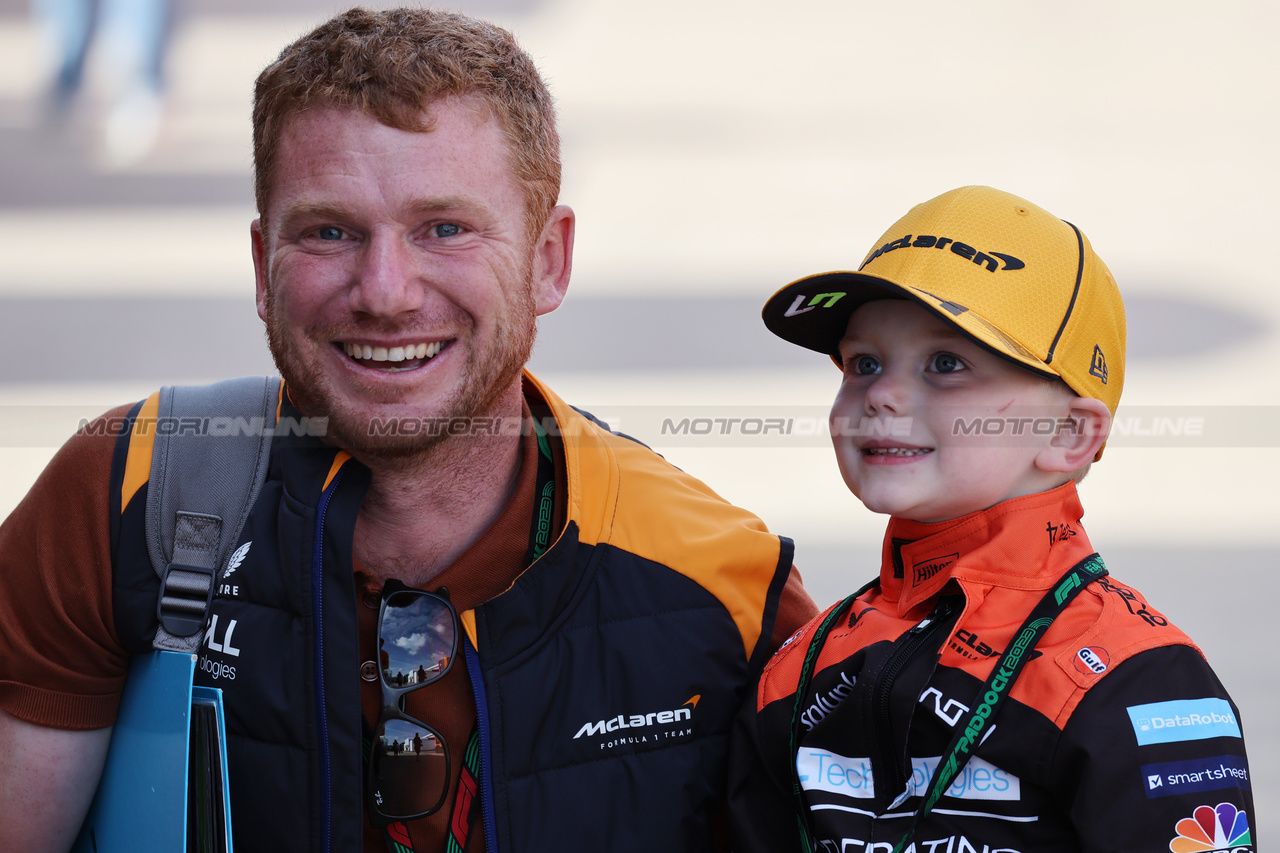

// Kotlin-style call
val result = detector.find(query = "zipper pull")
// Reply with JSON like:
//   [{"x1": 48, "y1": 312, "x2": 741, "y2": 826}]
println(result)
[
  {"x1": 907, "y1": 597, "x2": 957, "y2": 634},
  {"x1": 908, "y1": 616, "x2": 935, "y2": 634}
]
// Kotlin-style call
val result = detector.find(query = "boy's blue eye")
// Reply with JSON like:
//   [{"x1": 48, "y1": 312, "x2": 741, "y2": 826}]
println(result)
[
  {"x1": 433, "y1": 223, "x2": 461, "y2": 238},
  {"x1": 849, "y1": 355, "x2": 880, "y2": 375},
  {"x1": 931, "y1": 353, "x2": 964, "y2": 373}
]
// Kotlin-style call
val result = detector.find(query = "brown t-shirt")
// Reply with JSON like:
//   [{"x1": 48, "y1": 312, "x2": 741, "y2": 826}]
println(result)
[
  {"x1": 0, "y1": 403, "x2": 132, "y2": 729},
  {"x1": 0, "y1": 393, "x2": 818, "y2": 852}
]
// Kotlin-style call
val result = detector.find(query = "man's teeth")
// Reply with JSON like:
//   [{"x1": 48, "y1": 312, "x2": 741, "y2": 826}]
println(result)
[
  {"x1": 866, "y1": 447, "x2": 929, "y2": 456},
  {"x1": 344, "y1": 341, "x2": 444, "y2": 362}
]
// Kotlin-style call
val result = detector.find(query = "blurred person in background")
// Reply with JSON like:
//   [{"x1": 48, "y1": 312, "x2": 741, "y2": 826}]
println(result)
[{"x1": 33, "y1": 0, "x2": 175, "y2": 165}]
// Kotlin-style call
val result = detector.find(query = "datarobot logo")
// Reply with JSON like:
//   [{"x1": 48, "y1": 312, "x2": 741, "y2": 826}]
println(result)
[
  {"x1": 573, "y1": 695, "x2": 700, "y2": 749},
  {"x1": 1127, "y1": 698, "x2": 1241, "y2": 746}
]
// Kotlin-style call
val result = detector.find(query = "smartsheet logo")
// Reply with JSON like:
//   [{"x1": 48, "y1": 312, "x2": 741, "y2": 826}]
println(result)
[{"x1": 1142, "y1": 755, "x2": 1250, "y2": 799}]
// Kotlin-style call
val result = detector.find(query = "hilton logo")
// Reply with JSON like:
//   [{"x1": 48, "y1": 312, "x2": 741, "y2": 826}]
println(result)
[{"x1": 913, "y1": 554, "x2": 957, "y2": 584}]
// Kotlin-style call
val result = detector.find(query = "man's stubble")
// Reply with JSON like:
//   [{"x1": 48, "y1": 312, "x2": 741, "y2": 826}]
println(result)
[{"x1": 261, "y1": 265, "x2": 538, "y2": 464}]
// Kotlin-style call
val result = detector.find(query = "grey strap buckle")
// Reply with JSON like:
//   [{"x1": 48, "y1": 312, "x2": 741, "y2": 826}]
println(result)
[
  {"x1": 157, "y1": 561, "x2": 217, "y2": 637},
  {"x1": 144, "y1": 377, "x2": 280, "y2": 652}
]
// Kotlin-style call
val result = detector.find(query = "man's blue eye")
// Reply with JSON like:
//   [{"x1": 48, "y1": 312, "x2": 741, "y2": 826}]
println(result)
[
  {"x1": 932, "y1": 353, "x2": 963, "y2": 373},
  {"x1": 434, "y1": 223, "x2": 461, "y2": 238},
  {"x1": 316, "y1": 227, "x2": 344, "y2": 241}
]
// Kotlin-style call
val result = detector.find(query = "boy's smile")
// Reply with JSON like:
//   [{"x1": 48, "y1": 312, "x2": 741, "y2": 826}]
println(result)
[{"x1": 830, "y1": 299, "x2": 1077, "y2": 523}]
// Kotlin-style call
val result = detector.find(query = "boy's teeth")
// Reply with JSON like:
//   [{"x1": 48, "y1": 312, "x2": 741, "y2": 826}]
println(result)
[
  {"x1": 867, "y1": 447, "x2": 927, "y2": 456},
  {"x1": 345, "y1": 341, "x2": 443, "y2": 363}
]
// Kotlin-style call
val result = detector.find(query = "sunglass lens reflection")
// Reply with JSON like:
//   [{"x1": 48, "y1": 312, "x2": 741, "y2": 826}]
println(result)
[
  {"x1": 378, "y1": 591, "x2": 456, "y2": 686},
  {"x1": 371, "y1": 719, "x2": 449, "y2": 819}
]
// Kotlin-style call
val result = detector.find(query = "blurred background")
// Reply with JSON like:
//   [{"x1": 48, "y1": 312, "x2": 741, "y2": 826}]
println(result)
[{"x1": 1, "y1": 0, "x2": 1276, "y2": 838}]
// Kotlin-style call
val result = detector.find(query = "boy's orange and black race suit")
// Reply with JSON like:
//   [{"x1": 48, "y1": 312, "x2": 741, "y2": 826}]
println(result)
[{"x1": 729, "y1": 483, "x2": 1256, "y2": 853}]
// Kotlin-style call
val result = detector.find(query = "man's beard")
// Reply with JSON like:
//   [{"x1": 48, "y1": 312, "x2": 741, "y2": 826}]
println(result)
[{"x1": 262, "y1": 276, "x2": 537, "y2": 463}]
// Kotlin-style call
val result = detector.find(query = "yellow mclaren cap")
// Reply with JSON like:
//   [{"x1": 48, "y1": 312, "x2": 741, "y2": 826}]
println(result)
[{"x1": 762, "y1": 186, "x2": 1126, "y2": 419}]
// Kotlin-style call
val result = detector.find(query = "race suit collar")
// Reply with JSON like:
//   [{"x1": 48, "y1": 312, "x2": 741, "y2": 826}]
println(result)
[{"x1": 878, "y1": 482, "x2": 1096, "y2": 617}]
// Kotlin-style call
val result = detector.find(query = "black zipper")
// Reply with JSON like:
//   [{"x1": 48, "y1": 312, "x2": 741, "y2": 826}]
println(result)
[{"x1": 869, "y1": 597, "x2": 958, "y2": 806}]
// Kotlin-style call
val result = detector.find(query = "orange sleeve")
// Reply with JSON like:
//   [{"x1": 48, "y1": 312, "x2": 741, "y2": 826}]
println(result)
[
  {"x1": 0, "y1": 405, "x2": 134, "y2": 730},
  {"x1": 767, "y1": 564, "x2": 820, "y2": 653}
]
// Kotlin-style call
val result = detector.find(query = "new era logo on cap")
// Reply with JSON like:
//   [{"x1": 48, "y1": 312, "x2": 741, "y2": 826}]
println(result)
[{"x1": 1090, "y1": 345, "x2": 1108, "y2": 384}]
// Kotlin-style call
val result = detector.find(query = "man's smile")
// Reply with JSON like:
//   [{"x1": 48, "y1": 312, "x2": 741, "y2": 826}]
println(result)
[{"x1": 339, "y1": 339, "x2": 450, "y2": 371}]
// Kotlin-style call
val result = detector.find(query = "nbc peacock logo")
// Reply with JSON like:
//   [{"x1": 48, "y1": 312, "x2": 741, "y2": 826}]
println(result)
[{"x1": 1169, "y1": 803, "x2": 1251, "y2": 852}]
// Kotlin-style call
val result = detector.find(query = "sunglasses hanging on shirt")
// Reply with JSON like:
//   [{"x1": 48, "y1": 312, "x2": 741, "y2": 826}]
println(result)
[{"x1": 367, "y1": 581, "x2": 459, "y2": 824}]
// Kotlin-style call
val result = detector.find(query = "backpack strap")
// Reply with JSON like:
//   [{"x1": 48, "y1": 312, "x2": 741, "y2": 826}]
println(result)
[{"x1": 145, "y1": 376, "x2": 281, "y2": 652}]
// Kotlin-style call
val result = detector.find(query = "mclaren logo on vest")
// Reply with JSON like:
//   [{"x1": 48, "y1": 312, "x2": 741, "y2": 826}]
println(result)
[{"x1": 573, "y1": 695, "x2": 700, "y2": 749}]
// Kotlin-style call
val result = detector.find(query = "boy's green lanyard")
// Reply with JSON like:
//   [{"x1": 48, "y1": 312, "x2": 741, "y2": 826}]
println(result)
[
  {"x1": 382, "y1": 418, "x2": 558, "y2": 853},
  {"x1": 789, "y1": 553, "x2": 1108, "y2": 853}
]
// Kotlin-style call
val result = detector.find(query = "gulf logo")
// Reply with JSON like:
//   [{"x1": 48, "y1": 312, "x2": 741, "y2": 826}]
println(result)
[
  {"x1": 1169, "y1": 803, "x2": 1251, "y2": 851},
  {"x1": 1073, "y1": 646, "x2": 1108, "y2": 676}
]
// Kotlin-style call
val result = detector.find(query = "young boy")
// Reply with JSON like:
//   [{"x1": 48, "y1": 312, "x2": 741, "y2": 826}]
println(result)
[{"x1": 729, "y1": 186, "x2": 1255, "y2": 853}]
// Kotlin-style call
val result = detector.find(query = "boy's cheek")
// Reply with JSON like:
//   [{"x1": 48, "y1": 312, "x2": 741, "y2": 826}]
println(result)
[
  {"x1": 829, "y1": 377, "x2": 868, "y2": 418},
  {"x1": 830, "y1": 444, "x2": 864, "y2": 496}
]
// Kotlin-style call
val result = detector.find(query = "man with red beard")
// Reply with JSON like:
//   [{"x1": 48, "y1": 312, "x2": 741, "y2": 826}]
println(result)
[{"x1": 0, "y1": 8, "x2": 816, "y2": 853}]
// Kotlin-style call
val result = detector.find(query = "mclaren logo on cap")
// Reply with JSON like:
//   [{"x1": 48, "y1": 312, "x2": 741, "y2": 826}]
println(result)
[
  {"x1": 861, "y1": 234, "x2": 1025, "y2": 274},
  {"x1": 782, "y1": 292, "x2": 846, "y2": 317},
  {"x1": 1090, "y1": 346, "x2": 1108, "y2": 383}
]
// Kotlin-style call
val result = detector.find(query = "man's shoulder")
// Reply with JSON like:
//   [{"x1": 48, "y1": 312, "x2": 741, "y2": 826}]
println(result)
[
  {"x1": 0, "y1": 401, "x2": 138, "y2": 729},
  {"x1": 571, "y1": 413, "x2": 777, "y2": 543},
  {"x1": 41, "y1": 401, "x2": 141, "y2": 489},
  {"x1": 3, "y1": 401, "x2": 137, "y2": 531},
  {"x1": 533, "y1": 379, "x2": 792, "y2": 631},
  {"x1": 534, "y1": 381, "x2": 775, "y2": 535}
]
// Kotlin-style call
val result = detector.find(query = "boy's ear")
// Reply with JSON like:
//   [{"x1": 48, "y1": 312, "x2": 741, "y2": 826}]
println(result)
[{"x1": 1036, "y1": 397, "x2": 1111, "y2": 474}]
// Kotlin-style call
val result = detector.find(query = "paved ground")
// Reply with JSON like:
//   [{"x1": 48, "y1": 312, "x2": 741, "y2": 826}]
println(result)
[{"x1": 1, "y1": 0, "x2": 1276, "y2": 842}]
